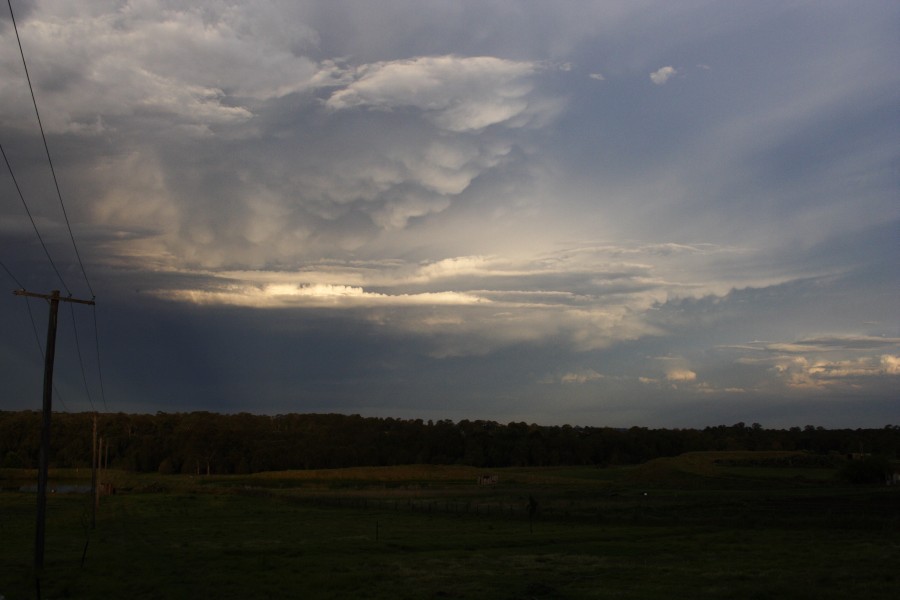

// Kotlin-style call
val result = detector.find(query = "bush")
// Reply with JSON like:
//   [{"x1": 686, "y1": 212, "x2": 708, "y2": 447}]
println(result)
[
  {"x1": 2, "y1": 451, "x2": 25, "y2": 468},
  {"x1": 837, "y1": 455, "x2": 890, "y2": 484}
]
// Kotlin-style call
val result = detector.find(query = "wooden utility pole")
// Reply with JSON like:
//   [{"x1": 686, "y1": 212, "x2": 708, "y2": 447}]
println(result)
[
  {"x1": 96, "y1": 436, "x2": 103, "y2": 513},
  {"x1": 91, "y1": 414, "x2": 98, "y2": 529},
  {"x1": 13, "y1": 289, "x2": 95, "y2": 572}
]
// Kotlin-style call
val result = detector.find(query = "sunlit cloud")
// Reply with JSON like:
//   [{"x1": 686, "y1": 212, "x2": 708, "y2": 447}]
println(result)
[
  {"x1": 649, "y1": 65, "x2": 677, "y2": 85},
  {"x1": 665, "y1": 368, "x2": 697, "y2": 382},
  {"x1": 732, "y1": 342, "x2": 900, "y2": 391},
  {"x1": 559, "y1": 370, "x2": 605, "y2": 384},
  {"x1": 776, "y1": 354, "x2": 900, "y2": 390},
  {"x1": 881, "y1": 355, "x2": 900, "y2": 375},
  {"x1": 764, "y1": 336, "x2": 900, "y2": 353},
  {"x1": 160, "y1": 282, "x2": 487, "y2": 309}
]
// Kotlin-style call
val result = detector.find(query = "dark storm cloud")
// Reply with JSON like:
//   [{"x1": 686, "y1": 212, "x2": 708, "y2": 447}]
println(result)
[{"x1": 1, "y1": 1, "x2": 897, "y2": 427}]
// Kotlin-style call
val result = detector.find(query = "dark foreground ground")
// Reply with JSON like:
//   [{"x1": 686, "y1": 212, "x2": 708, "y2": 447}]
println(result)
[{"x1": 2, "y1": 452, "x2": 898, "y2": 599}]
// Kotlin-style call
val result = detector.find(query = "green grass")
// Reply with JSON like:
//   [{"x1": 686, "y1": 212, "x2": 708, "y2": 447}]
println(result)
[{"x1": 2, "y1": 455, "x2": 899, "y2": 599}]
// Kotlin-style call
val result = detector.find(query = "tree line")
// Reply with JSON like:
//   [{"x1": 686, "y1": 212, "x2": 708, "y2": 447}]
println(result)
[{"x1": 1, "y1": 410, "x2": 897, "y2": 474}]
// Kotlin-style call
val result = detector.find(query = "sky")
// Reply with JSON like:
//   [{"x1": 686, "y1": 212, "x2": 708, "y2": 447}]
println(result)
[{"x1": 1, "y1": 0, "x2": 898, "y2": 429}]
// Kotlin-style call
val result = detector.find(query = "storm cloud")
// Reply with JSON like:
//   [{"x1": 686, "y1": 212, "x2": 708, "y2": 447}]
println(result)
[{"x1": 2, "y1": 1, "x2": 897, "y2": 427}]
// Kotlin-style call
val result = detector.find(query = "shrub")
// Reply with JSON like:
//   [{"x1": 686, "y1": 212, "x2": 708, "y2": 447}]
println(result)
[
  {"x1": 836, "y1": 455, "x2": 891, "y2": 484},
  {"x1": 158, "y1": 458, "x2": 176, "y2": 475}
]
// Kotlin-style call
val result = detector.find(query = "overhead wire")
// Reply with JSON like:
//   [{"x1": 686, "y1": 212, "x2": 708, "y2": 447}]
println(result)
[
  {"x1": 91, "y1": 305, "x2": 109, "y2": 412},
  {"x1": 68, "y1": 301, "x2": 96, "y2": 413},
  {"x1": 2, "y1": 142, "x2": 78, "y2": 412},
  {"x1": 0, "y1": 257, "x2": 24, "y2": 288},
  {"x1": 1, "y1": 142, "x2": 72, "y2": 295},
  {"x1": 7, "y1": 0, "x2": 94, "y2": 299},
  {"x1": 5, "y1": 4, "x2": 103, "y2": 578},
  {"x1": 4, "y1": 0, "x2": 108, "y2": 416}
]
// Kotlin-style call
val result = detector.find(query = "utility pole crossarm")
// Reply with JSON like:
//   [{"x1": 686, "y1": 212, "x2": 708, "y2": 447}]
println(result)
[{"x1": 13, "y1": 289, "x2": 95, "y2": 305}]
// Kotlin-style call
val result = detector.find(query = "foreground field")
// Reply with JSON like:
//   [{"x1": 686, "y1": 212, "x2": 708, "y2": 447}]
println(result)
[{"x1": 2, "y1": 452, "x2": 898, "y2": 599}]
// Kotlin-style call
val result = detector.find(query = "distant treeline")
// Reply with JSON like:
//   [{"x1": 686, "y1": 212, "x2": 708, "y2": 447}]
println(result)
[{"x1": 1, "y1": 411, "x2": 898, "y2": 474}]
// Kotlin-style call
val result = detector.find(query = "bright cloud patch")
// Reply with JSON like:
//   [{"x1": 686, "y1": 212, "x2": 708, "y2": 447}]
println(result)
[
  {"x1": 765, "y1": 336, "x2": 900, "y2": 353},
  {"x1": 650, "y1": 66, "x2": 677, "y2": 85},
  {"x1": 143, "y1": 245, "x2": 683, "y2": 355},
  {"x1": 665, "y1": 368, "x2": 697, "y2": 382},
  {"x1": 162, "y1": 283, "x2": 487, "y2": 308},
  {"x1": 882, "y1": 355, "x2": 900, "y2": 375},
  {"x1": 730, "y1": 338, "x2": 900, "y2": 392},
  {"x1": 559, "y1": 370, "x2": 604, "y2": 384},
  {"x1": 777, "y1": 355, "x2": 900, "y2": 390}
]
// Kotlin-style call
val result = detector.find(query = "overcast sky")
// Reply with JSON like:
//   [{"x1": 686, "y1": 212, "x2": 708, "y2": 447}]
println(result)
[{"x1": 1, "y1": 0, "x2": 897, "y2": 428}]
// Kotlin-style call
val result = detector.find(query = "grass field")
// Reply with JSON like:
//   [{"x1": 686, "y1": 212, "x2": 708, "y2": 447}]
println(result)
[{"x1": 2, "y1": 452, "x2": 898, "y2": 599}]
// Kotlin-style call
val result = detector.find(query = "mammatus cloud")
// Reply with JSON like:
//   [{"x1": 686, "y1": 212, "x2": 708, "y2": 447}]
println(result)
[
  {"x1": 325, "y1": 55, "x2": 557, "y2": 132},
  {"x1": 649, "y1": 66, "x2": 677, "y2": 85},
  {"x1": 32, "y1": 54, "x2": 563, "y2": 265},
  {"x1": 308, "y1": 55, "x2": 563, "y2": 229},
  {"x1": 3, "y1": 4, "x2": 565, "y2": 269}
]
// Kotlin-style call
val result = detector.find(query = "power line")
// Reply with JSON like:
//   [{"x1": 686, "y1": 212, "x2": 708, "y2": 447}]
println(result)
[
  {"x1": 2, "y1": 262, "x2": 47, "y2": 368},
  {"x1": 91, "y1": 306, "x2": 109, "y2": 412},
  {"x1": 4, "y1": 1, "x2": 111, "y2": 417},
  {"x1": 1, "y1": 258, "x2": 25, "y2": 288},
  {"x1": 1, "y1": 143, "x2": 72, "y2": 295},
  {"x1": 7, "y1": 0, "x2": 94, "y2": 299},
  {"x1": 68, "y1": 301, "x2": 96, "y2": 413}
]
